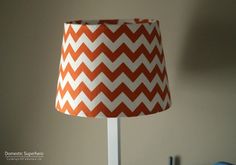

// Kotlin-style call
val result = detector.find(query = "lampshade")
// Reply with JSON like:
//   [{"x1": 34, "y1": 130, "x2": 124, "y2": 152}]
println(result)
[{"x1": 55, "y1": 18, "x2": 171, "y2": 118}]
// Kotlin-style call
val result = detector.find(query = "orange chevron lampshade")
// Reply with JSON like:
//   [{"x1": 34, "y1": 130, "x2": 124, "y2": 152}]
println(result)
[{"x1": 55, "y1": 18, "x2": 171, "y2": 118}]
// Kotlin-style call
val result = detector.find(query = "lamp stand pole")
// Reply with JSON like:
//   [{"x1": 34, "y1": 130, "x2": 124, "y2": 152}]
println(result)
[{"x1": 107, "y1": 118, "x2": 120, "y2": 165}]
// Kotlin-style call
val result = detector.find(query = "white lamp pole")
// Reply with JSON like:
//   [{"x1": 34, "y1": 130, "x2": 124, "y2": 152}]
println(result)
[{"x1": 107, "y1": 118, "x2": 121, "y2": 165}]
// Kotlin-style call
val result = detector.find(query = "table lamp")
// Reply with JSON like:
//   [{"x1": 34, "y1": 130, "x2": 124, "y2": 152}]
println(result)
[{"x1": 55, "y1": 18, "x2": 171, "y2": 165}]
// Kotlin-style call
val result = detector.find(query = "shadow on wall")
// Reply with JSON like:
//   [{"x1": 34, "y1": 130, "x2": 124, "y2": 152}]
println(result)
[{"x1": 178, "y1": 0, "x2": 236, "y2": 78}]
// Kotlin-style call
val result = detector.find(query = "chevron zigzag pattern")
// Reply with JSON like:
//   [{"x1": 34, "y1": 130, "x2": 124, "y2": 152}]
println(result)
[{"x1": 55, "y1": 18, "x2": 171, "y2": 118}]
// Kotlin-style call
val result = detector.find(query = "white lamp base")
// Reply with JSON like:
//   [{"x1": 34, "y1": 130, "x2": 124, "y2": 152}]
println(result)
[{"x1": 107, "y1": 118, "x2": 120, "y2": 165}]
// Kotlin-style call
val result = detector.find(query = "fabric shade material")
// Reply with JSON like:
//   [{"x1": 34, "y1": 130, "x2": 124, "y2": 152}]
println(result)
[{"x1": 55, "y1": 18, "x2": 171, "y2": 118}]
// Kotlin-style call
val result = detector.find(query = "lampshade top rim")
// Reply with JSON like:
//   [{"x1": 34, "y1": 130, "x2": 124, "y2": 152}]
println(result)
[{"x1": 65, "y1": 18, "x2": 159, "y2": 26}]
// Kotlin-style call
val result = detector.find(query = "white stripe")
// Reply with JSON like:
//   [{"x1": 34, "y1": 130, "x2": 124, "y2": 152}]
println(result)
[
  {"x1": 86, "y1": 25, "x2": 100, "y2": 33},
  {"x1": 71, "y1": 24, "x2": 82, "y2": 33},
  {"x1": 125, "y1": 24, "x2": 141, "y2": 33},
  {"x1": 77, "y1": 111, "x2": 87, "y2": 117},
  {"x1": 64, "y1": 24, "x2": 70, "y2": 33},
  {"x1": 105, "y1": 24, "x2": 122, "y2": 33},
  {"x1": 56, "y1": 91, "x2": 170, "y2": 111},
  {"x1": 57, "y1": 72, "x2": 168, "y2": 92},
  {"x1": 144, "y1": 23, "x2": 161, "y2": 35},
  {"x1": 155, "y1": 23, "x2": 161, "y2": 36},
  {"x1": 62, "y1": 33, "x2": 163, "y2": 54},
  {"x1": 60, "y1": 53, "x2": 165, "y2": 72}
]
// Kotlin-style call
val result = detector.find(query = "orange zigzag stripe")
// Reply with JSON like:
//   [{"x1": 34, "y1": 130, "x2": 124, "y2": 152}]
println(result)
[
  {"x1": 59, "y1": 63, "x2": 167, "y2": 82},
  {"x1": 62, "y1": 44, "x2": 164, "y2": 62},
  {"x1": 57, "y1": 83, "x2": 170, "y2": 101},
  {"x1": 64, "y1": 24, "x2": 161, "y2": 43},
  {"x1": 56, "y1": 101, "x2": 170, "y2": 117},
  {"x1": 57, "y1": 82, "x2": 170, "y2": 101}
]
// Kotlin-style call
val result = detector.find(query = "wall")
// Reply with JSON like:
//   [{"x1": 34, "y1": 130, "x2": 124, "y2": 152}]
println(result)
[{"x1": 0, "y1": 0, "x2": 236, "y2": 165}]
